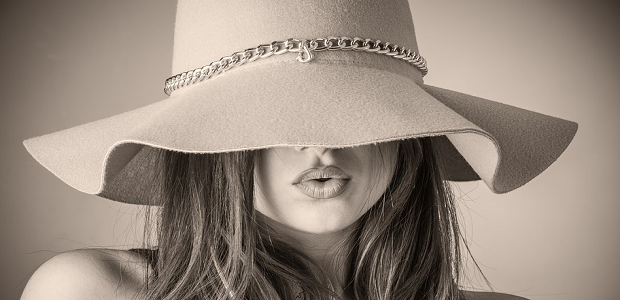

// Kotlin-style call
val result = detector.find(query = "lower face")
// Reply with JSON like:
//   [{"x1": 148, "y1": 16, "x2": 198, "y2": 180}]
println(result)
[{"x1": 254, "y1": 142, "x2": 398, "y2": 234}]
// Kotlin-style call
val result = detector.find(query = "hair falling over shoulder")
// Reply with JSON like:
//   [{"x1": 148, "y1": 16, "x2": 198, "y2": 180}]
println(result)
[{"x1": 140, "y1": 138, "x2": 466, "y2": 300}]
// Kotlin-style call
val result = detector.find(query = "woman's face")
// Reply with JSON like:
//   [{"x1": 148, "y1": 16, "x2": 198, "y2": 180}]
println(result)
[{"x1": 255, "y1": 142, "x2": 398, "y2": 234}]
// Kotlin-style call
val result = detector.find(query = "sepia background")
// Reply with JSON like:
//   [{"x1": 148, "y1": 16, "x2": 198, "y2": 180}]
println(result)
[{"x1": 1, "y1": 0, "x2": 619, "y2": 299}]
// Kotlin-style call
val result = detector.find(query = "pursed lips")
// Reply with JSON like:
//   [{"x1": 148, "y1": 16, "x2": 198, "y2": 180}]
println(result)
[
  {"x1": 292, "y1": 166, "x2": 351, "y2": 199},
  {"x1": 292, "y1": 166, "x2": 351, "y2": 184}
]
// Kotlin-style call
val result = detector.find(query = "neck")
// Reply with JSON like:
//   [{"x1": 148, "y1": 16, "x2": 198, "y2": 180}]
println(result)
[{"x1": 260, "y1": 216, "x2": 357, "y2": 291}]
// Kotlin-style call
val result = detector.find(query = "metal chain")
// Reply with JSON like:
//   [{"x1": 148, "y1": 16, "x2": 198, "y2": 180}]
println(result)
[{"x1": 164, "y1": 37, "x2": 428, "y2": 95}]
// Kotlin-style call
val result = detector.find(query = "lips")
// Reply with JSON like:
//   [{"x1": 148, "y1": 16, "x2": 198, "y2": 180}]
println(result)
[{"x1": 293, "y1": 166, "x2": 351, "y2": 199}]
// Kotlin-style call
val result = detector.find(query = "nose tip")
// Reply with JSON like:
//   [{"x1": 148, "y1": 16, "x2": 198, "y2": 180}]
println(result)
[{"x1": 294, "y1": 146, "x2": 329, "y2": 155}]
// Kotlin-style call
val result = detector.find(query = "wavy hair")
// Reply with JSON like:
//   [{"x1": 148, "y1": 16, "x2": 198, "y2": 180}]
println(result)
[{"x1": 141, "y1": 137, "x2": 464, "y2": 299}]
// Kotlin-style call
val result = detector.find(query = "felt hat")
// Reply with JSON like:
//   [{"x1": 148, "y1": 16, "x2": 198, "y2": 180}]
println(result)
[{"x1": 24, "y1": 0, "x2": 577, "y2": 205}]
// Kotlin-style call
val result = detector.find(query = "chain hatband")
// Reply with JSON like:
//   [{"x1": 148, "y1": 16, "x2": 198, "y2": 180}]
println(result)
[{"x1": 164, "y1": 37, "x2": 428, "y2": 96}]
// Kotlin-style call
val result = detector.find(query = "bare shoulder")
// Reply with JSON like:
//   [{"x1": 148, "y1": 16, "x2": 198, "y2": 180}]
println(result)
[
  {"x1": 462, "y1": 290, "x2": 529, "y2": 300},
  {"x1": 21, "y1": 248, "x2": 152, "y2": 300}
]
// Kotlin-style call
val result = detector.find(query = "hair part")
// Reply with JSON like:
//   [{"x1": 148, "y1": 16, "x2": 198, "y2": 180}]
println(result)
[{"x1": 141, "y1": 137, "x2": 465, "y2": 300}]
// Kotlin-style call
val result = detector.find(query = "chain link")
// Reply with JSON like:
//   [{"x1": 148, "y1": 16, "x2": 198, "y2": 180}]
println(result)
[{"x1": 164, "y1": 36, "x2": 428, "y2": 95}]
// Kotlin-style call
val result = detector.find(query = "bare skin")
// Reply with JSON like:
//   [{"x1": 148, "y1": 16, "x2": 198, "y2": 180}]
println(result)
[
  {"x1": 21, "y1": 249, "x2": 150, "y2": 300},
  {"x1": 21, "y1": 249, "x2": 528, "y2": 300}
]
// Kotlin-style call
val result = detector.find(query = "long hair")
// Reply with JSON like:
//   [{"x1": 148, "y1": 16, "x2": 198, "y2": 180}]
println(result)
[{"x1": 141, "y1": 137, "x2": 464, "y2": 299}]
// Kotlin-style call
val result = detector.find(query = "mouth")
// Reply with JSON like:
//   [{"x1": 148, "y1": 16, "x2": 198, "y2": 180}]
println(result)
[{"x1": 293, "y1": 166, "x2": 351, "y2": 199}]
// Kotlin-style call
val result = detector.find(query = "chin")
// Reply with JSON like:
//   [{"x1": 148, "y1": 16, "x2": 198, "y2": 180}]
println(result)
[{"x1": 292, "y1": 216, "x2": 356, "y2": 235}]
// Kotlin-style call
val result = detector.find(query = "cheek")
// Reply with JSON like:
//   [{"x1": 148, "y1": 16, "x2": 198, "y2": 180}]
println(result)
[
  {"x1": 357, "y1": 143, "x2": 398, "y2": 190},
  {"x1": 254, "y1": 150, "x2": 284, "y2": 212},
  {"x1": 254, "y1": 172, "x2": 284, "y2": 223},
  {"x1": 254, "y1": 148, "x2": 302, "y2": 220},
  {"x1": 341, "y1": 143, "x2": 399, "y2": 216},
  {"x1": 352, "y1": 169, "x2": 393, "y2": 215}
]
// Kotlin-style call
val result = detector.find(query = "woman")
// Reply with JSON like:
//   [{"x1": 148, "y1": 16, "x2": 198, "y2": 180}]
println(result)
[{"x1": 20, "y1": 0, "x2": 577, "y2": 299}]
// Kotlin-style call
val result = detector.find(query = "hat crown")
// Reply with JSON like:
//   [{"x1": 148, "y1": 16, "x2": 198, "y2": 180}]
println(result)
[{"x1": 171, "y1": 0, "x2": 420, "y2": 75}]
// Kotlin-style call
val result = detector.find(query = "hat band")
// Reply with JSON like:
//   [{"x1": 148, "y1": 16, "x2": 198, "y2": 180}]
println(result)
[{"x1": 164, "y1": 37, "x2": 428, "y2": 96}]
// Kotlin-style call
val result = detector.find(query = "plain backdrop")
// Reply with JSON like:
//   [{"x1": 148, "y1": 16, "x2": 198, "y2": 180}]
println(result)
[{"x1": 1, "y1": 1, "x2": 619, "y2": 299}]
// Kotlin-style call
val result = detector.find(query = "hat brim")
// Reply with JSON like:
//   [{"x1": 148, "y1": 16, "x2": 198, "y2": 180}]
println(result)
[{"x1": 24, "y1": 58, "x2": 577, "y2": 204}]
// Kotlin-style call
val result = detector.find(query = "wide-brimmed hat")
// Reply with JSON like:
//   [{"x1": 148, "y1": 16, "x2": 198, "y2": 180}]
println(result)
[{"x1": 24, "y1": 0, "x2": 577, "y2": 205}]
